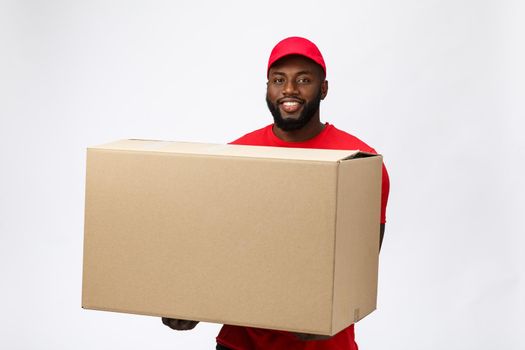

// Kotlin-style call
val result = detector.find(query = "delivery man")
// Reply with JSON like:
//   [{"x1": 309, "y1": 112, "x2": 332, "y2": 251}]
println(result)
[{"x1": 162, "y1": 36, "x2": 390, "y2": 350}]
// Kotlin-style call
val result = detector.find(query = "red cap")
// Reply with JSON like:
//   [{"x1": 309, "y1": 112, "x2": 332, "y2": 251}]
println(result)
[{"x1": 267, "y1": 36, "x2": 326, "y2": 77}]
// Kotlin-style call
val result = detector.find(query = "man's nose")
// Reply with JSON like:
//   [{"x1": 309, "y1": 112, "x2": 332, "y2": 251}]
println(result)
[{"x1": 283, "y1": 80, "x2": 298, "y2": 95}]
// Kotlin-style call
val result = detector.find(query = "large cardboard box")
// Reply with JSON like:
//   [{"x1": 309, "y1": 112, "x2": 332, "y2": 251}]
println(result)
[{"x1": 82, "y1": 139, "x2": 382, "y2": 336}]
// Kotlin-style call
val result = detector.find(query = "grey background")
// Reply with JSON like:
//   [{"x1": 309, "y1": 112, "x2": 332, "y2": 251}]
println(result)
[{"x1": 1, "y1": 0, "x2": 523, "y2": 349}]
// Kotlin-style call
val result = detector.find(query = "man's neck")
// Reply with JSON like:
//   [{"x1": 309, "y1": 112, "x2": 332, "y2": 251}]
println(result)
[{"x1": 273, "y1": 118, "x2": 325, "y2": 143}]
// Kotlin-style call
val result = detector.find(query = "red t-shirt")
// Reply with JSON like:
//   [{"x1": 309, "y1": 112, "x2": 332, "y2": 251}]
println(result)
[{"x1": 216, "y1": 123, "x2": 390, "y2": 350}]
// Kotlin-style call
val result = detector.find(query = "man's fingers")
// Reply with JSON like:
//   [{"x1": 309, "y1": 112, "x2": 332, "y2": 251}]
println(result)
[
  {"x1": 162, "y1": 317, "x2": 181, "y2": 330},
  {"x1": 161, "y1": 317, "x2": 199, "y2": 330},
  {"x1": 178, "y1": 320, "x2": 190, "y2": 328}
]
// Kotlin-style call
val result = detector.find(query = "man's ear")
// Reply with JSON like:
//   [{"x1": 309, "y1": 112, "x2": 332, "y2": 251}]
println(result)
[{"x1": 321, "y1": 80, "x2": 329, "y2": 100}]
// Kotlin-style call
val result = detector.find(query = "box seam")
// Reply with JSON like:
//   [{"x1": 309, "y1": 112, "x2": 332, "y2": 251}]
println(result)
[{"x1": 329, "y1": 162, "x2": 341, "y2": 335}]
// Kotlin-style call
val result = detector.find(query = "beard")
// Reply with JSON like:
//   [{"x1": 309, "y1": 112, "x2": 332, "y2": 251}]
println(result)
[{"x1": 266, "y1": 89, "x2": 322, "y2": 131}]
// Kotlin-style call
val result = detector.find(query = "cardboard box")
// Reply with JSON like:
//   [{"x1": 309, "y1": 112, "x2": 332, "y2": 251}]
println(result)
[{"x1": 82, "y1": 139, "x2": 382, "y2": 336}]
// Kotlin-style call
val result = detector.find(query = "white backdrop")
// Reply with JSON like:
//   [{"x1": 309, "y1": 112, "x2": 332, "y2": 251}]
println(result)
[{"x1": 1, "y1": 1, "x2": 523, "y2": 349}]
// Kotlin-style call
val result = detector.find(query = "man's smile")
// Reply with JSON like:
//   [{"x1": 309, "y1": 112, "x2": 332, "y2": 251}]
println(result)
[{"x1": 279, "y1": 98, "x2": 304, "y2": 114}]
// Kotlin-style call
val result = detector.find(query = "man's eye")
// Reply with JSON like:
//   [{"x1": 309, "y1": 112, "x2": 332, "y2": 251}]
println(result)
[
  {"x1": 273, "y1": 78, "x2": 284, "y2": 84},
  {"x1": 297, "y1": 78, "x2": 310, "y2": 84}
]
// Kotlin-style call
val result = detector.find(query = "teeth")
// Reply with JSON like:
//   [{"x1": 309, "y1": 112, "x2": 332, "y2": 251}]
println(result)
[{"x1": 283, "y1": 102, "x2": 299, "y2": 106}]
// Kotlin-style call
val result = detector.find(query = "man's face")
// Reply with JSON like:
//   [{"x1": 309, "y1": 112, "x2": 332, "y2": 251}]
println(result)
[{"x1": 266, "y1": 55, "x2": 327, "y2": 131}]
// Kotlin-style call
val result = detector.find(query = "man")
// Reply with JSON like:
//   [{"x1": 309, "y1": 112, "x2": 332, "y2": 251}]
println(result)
[{"x1": 162, "y1": 36, "x2": 390, "y2": 350}]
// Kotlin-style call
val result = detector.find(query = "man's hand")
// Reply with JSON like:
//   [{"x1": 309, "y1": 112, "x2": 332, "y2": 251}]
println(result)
[
  {"x1": 293, "y1": 332, "x2": 332, "y2": 341},
  {"x1": 161, "y1": 317, "x2": 199, "y2": 330}
]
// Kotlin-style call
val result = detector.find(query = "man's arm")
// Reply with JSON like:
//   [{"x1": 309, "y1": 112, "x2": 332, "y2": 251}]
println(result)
[{"x1": 294, "y1": 224, "x2": 386, "y2": 341}]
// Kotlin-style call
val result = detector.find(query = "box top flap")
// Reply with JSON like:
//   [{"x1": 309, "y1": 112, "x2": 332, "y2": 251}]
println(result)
[{"x1": 89, "y1": 139, "x2": 373, "y2": 162}]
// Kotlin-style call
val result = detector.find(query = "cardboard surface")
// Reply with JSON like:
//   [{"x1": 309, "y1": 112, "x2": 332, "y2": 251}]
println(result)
[{"x1": 82, "y1": 140, "x2": 382, "y2": 335}]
